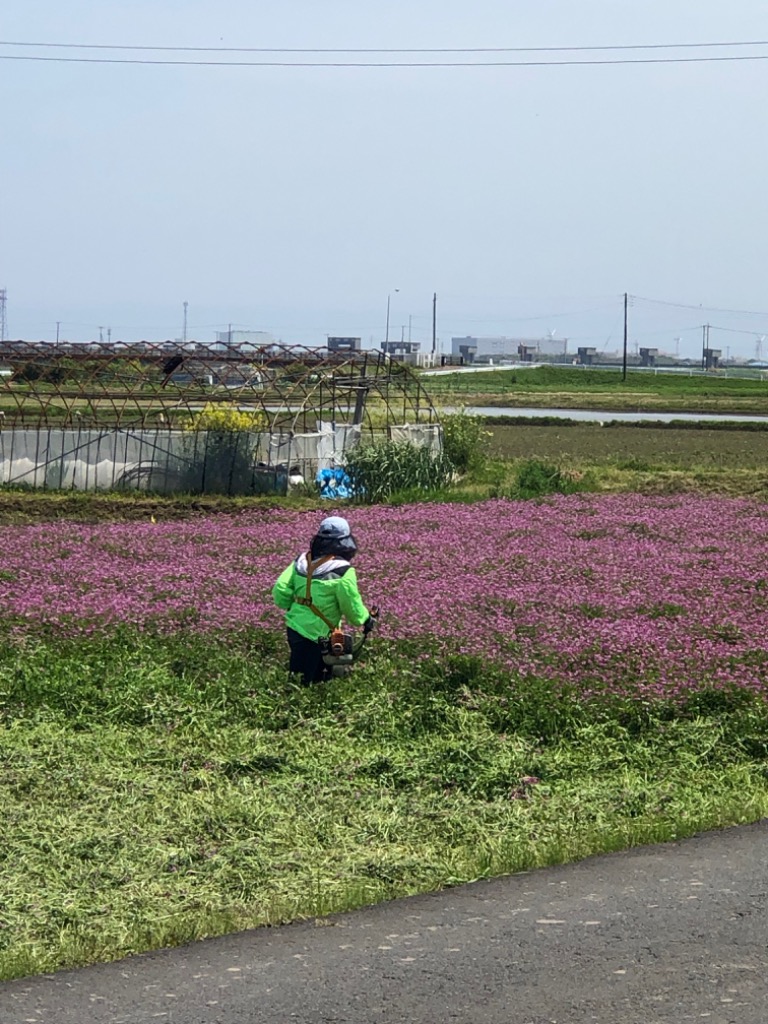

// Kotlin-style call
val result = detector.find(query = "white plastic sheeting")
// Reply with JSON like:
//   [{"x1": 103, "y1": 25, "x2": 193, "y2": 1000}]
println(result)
[
  {"x1": 0, "y1": 429, "x2": 189, "y2": 492},
  {"x1": 257, "y1": 430, "x2": 335, "y2": 474},
  {"x1": 388, "y1": 423, "x2": 443, "y2": 453},
  {"x1": 317, "y1": 422, "x2": 362, "y2": 462},
  {"x1": 0, "y1": 425, "x2": 371, "y2": 494}
]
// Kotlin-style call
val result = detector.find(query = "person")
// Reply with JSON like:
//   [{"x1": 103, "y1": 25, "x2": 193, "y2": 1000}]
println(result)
[{"x1": 272, "y1": 516, "x2": 375, "y2": 684}]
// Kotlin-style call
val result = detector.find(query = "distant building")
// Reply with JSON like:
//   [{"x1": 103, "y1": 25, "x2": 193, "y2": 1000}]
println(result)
[
  {"x1": 381, "y1": 341, "x2": 420, "y2": 357},
  {"x1": 381, "y1": 340, "x2": 419, "y2": 365},
  {"x1": 704, "y1": 348, "x2": 722, "y2": 370},
  {"x1": 639, "y1": 347, "x2": 659, "y2": 367},
  {"x1": 452, "y1": 340, "x2": 477, "y2": 363},
  {"x1": 327, "y1": 337, "x2": 362, "y2": 353},
  {"x1": 214, "y1": 330, "x2": 274, "y2": 348},
  {"x1": 577, "y1": 347, "x2": 598, "y2": 365},
  {"x1": 380, "y1": 340, "x2": 436, "y2": 368},
  {"x1": 451, "y1": 335, "x2": 568, "y2": 362}
]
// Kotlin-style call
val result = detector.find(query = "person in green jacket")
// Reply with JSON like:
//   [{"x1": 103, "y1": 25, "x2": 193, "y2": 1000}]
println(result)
[{"x1": 272, "y1": 516, "x2": 375, "y2": 684}]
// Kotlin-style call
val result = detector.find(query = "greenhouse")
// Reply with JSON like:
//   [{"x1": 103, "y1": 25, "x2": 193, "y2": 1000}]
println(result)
[{"x1": 0, "y1": 340, "x2": 441, "y2": 495}]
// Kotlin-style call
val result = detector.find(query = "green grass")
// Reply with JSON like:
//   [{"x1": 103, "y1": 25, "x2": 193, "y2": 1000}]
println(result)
[
  {"x1": 431, "y1": 365, "x2": 768, "y2": 392},
  {"x1": 487, "y1": 423, "x2": 768, "y2": 469},
  {"x1": 0, "y1": 488, "x2": 323, "y2": 525},
  {"x1": 1, "y1": 629, "x2": 768, "y2": 980},
  {"x1": 427, "y1": 365, "x2": 768, "y2": 413},
  {"x1": 476, "y1": 423, "x2": 768, "y2": 500},
  {"x1": 430, "y1": 365, "x2": 768, "y2": 395}
]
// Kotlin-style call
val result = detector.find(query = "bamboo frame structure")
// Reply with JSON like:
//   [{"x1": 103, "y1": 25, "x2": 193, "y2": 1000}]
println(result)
[
  {"x1": 0, "y1": 341, "x2": 441, "y2": 494},
  {"x1": 0, "y1": 340, "x2": 437, "y2": 433}
]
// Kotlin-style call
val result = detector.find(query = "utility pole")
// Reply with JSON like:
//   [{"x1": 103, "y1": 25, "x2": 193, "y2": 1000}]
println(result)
[
  {"x1": 622, "y1": 292, "x2": 628, "y2": 381},
  {"x1": 99, "y1": 326, "x2": 104, "y2": 344},
  {"x1": 182, "y1": 301, "x2": 189, "y2": 343},
  {"x1": 107, "y1": 327, "x2": 112, "y2": 344},
  {"x1": 408, "y1": 314, "x2": 412, "y2": 344},
  {"x1": 228, "y1": 322, "x2": 233, "y2": 345},
  {"x1": 385, "y1": 289, "x2": 399, "y2": 346},
  {"x1": 701, "y1": 324, "x2": 709, "y2": 370},
  {"x1": 431, "y1": 292, "x2": 437, "y2": 357},
  {"x1": 56, "y1": 321, "x2": 60, "y2": 344},
  {"x1": 0, "y1": 288, "x2": 7, "y2": 343}
]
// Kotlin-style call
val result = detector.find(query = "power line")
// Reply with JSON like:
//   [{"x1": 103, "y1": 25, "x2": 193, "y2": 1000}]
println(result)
[
  {"x1": 707, "y1": 324, "x2": 768, "y2": 337},
  {"x1": 632, "y1": 295, "x2": 768, "y2": 318},
  {"x1": 2, "y1": 38, "x2": 768, "y2": 53},
  {"x1": 447, "y1": 303, "x2": 620, "y2": 326},
  {"x1": 3, "y1": 53, "x2": 768, "y2": 68}
]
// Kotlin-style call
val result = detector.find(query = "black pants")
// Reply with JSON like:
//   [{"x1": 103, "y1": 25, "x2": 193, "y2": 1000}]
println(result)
[{"x1": 287, "y1": 628, "x2": 331, "y2": 685}]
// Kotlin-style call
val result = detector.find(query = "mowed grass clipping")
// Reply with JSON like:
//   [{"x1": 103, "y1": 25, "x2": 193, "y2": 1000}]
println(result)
[{"x1": 2, "y1": 630, "x2": 768, "y2": 980}]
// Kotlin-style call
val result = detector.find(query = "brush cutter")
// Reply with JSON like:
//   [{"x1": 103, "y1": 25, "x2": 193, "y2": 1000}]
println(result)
[{"x1": 320, "y1": 606, "x2": 379, "y2": 678}]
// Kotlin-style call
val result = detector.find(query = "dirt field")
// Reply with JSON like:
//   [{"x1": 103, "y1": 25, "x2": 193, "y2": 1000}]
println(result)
[{"x1": 488, "y1": 423, "x2": 768, "y2": 469}]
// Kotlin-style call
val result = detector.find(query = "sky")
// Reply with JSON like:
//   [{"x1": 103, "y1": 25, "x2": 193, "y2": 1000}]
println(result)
[{"x1": 2, "y1": 0, "x2": 768, "y2": 360}]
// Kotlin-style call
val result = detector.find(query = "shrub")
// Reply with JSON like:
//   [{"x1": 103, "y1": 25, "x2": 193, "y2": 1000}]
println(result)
[
  {"x1": 344, "y1": 440, "x2": 453, "y2": 503},
  {"x1": 441, "y1": 410, "x2": 489, "y2": 473},
  {"x1": 13, "y1": 361, "x2": 69, "y2": 385},
  {"x1": 182, "y1": 403, "x2": 267, "y2": 433},
  {"x1": 512, "y1": 458, "x2": 594, "y2": 499}
]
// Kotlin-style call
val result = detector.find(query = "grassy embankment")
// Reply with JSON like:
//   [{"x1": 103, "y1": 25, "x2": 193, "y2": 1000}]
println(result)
[
  {"x1": 2, "y1": 630, "x2": 768, "y2": 981},
  {"x1": 426, "y1": 365, "x2": 768, "y2": 414}
]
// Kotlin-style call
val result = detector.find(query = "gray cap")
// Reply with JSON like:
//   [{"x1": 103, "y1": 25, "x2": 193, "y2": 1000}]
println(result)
[{"x1": 317, "y1": 515, "x2": 351, "y2": 539}]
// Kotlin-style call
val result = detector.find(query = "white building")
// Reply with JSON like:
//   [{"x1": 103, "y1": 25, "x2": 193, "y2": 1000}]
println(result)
[
  {"x1": 214, "y1": 330, "x2": 274, "y2": 347},
  {"x1": 451, "y1": 335, "x2": 568, "y2": 362}
]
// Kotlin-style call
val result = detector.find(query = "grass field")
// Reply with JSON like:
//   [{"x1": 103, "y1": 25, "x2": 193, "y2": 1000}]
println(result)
[
  {"x1": 487, "y1": 422, "x2": 768, "y2": 468},
  {"x1": 478, "y1": 421, "x2": 768, "y2": 500},
  {"x1": 2, "y1": 495, "x2": 768, "y2": 979},
  {"x1": 426, "y1": 366, "x2": 768, "y2": 414},
  {"x1": 2, "y1": 631, "x2": 767, "y2": 982}
]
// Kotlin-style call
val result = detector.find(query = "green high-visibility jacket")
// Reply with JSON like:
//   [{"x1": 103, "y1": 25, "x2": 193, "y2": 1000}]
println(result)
[{"x1": 272, "y1": 554, "x2": 370, "y2": 642}]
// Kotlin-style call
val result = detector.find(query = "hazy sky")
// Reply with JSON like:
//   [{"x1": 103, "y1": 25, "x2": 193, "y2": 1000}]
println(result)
[{"x1": 3, "y1": 1, "x2": 768, "y2": 359}]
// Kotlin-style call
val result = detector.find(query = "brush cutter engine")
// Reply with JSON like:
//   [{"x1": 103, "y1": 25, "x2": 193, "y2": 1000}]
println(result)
[
  {"x1": 319, "y1": 630, "x2": 358, "y2": 678},
  {"x1": 319, "y1": 608, "x2": 379, "y2": 678}
]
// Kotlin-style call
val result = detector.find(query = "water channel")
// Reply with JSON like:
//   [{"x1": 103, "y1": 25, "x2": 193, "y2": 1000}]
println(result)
[{"x1": 454, "y1": 407, "x2": 768, "y2": 425}]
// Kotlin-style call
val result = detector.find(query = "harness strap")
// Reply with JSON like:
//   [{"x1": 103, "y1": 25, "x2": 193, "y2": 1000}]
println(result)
[{"x1": 293, "y1": 553, "x2": 337, "y2": 631}]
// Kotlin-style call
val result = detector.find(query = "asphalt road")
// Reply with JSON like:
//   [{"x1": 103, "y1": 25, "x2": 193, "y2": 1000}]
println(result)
[{"x1": 1, "y1": 821, "x2": 766, "y2": 1024}]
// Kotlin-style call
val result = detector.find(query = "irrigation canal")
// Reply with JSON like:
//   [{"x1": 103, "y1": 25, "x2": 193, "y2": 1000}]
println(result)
[{"x1": 458, "y1": 406, "x2": 768, "y2": 424}]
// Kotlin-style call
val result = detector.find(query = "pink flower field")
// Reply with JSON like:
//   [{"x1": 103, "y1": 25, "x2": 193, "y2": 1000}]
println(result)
[{"x1": 1, "y1": 494, "x2": 767, "y2": 699}]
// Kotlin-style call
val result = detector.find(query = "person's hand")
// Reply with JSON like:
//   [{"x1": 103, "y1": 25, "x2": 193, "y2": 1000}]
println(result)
[{"x1": 364, "y1": 606, "x2": 379, "y2": 635}]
